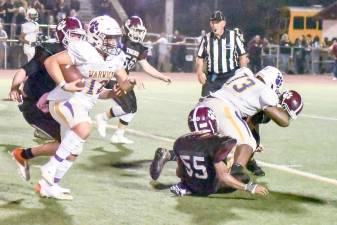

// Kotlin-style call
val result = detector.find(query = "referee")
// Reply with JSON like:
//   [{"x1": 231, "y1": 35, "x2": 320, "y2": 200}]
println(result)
[{"x1": 196, "y1": 10, "x2": 247, "y2": 96}]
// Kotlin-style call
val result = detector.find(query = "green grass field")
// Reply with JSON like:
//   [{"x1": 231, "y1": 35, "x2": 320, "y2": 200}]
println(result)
[{"x1": 1, "y1": 75, "x2": 337, "y2": 225}]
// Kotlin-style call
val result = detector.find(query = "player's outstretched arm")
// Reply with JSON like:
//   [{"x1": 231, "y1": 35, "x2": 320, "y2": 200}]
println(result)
[
  {"x1": 8, "y1": 69, "x2": 26, "y2": 102},
  {"x1": 215, "y1": 161, "x2": 268, "y2": 196},
  {"x1": 263, "y1": 106, "x2": 290, "y2": 127},
  {"x1": 138, "y1": 60, "x2": 171, "y2": 83},
  {"x1": 115, "y1": 68, "x2": 144, "y2": 91}
]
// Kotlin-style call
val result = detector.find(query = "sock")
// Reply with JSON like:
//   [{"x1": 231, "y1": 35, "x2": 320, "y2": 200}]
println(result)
[
  {"x1": 103, "y1": 112, "x2": 109, "y2": 120},
  {"x1": 54, "y1": 159, "x2": 74, "y2": 183},
  {"x1": 52, "y1": 130, "x2": 85, "y2": 163},
  {"x1": 115, "y1": 128, "x2": 125, "y2": 136},
  {"x1": 21, "y1": 148, "x2": 34, "y2": 159},
  {"x1": 169, "y1": 150, "x2": 177, "y2": 161}
]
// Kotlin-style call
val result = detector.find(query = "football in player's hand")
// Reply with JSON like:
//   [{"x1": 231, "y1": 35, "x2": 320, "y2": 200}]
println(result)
[
  {"x1": 280, "y1": 90, "x2": 303, "y2": 119},
  {"x1": 60, "y1": 64, "x2": 85, "y2": 87}
]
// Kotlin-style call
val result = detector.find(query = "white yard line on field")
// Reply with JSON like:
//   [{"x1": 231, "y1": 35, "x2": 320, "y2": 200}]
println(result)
[
  {"x1": 98, "y1": 123, "x2": 337, "y2": 187},
  {"x1": 0, "y1": 103, "x2": 7, "y2": 111}
]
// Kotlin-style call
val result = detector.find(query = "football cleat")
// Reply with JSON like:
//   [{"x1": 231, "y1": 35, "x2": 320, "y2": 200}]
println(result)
[
  {"x1": 149, "y1": 148, "x2": 170, "y2": 180},
  {"x1": 95, "y1": 113, "x2": 108, "y2": 138},
  {"x1": 247, "y1": 159, "x2": 265, "y2": 177},
  {"x1": 170, "y1": 182, "x2": 191, "y2": 197},
  {"x1": 55, "y1": 184, "x2": 71, "y2": 194},
  {"x1": 11, "y1": 148, "x2": 30, "y2": 181},
  {"x1": 35, "y1": 180, "x2": 73, "y2": 200},
  {"x1": 110, "y1": 134, "x2": 134, "y2": 144}
]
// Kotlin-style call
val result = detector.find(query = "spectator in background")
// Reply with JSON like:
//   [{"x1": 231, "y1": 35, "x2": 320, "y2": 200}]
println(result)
[
  {"x1": 68, "y1": 8, "x2": 77, "y2": 17},
  {"x1": 311, "y1": 35, "x2": 321, "y2": 74},
  {"x1": 329, "y1": 38, "x2": 337, "y2": 81},
  {"x1": 154, "y1": 32, "x2": 170, "y2": 72},
  {"x1": 261, "y1": 37, "x2": 275, "y2": 67},
  {"x1": 14, "y1": 6, "x2": 25, "y2": 37},
  {"x1": 197, "y1": 29, "x2": 206, "y2": 43},
  {"x1": 30, "y1": 0, "x2": 45, "y2": 23},
  {"x1": 293, "y1": 36, "x2": 305, "y2": 74},
  {"x1": 304, "y1": 34, "x2": 312, "y2": 74},
  {"x1": 279, "y1": 33, "x2": 291, "y2": 73},
  {"x1": 170, "y1": 30, "x2": 185, "y2": 72},
  {"x1": 0, "y1": 0, "x2": 5, "y2": 21},
  {"x1": 55, "y1": 0, "x2": 69, "y2": 22},
  {"x1": 98, "y1": 0, "x2": 113, "y2": 16},
  {"x1": 248, "y1": 35, "x2": 262, "y2": 73},
  {"x1": 3, "y1": 0, "x2": 15, "y2": 37},
  {"x1": 0, "y1": 22, "x2": 7, "y2": 68},
  {"x1": 70, "y1": 0, "x2": 80, "y2": 12}
]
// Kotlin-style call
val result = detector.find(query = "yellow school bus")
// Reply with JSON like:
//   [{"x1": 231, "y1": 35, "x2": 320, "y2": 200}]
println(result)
[{"x1": 266, "y1": 6, "x2": 323, "y2": 43}]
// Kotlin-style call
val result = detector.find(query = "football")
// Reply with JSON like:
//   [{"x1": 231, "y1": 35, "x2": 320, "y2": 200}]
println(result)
[{"x1": 60, "y1": 64, "x2": 85, "y2": 87}]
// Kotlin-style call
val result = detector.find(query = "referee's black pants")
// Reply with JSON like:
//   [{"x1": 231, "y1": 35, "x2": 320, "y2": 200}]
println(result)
[{"x1": 201, "y1": 70, "x2": 236, "y2": 97}]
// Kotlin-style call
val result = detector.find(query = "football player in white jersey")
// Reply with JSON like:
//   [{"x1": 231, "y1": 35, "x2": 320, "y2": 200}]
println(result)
[
  {"x1": 195, "y1": 66, "x2": 291, "y2": 183},
  {"x1": 37, "y1": 15, "x2": 139, "y2": 200},
  {"x1": 150, "y1": 66, "x2": 302, "y2": 184},
  {"x1": 19, "y1": 8, "x2": 40, "y2": 61}
]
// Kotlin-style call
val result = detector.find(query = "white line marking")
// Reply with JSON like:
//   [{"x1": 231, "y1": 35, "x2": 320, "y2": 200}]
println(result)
[
  {"x1": 301, "y1": 114, "x2": 337, "y2": 121},
  {"x1": 0, "y1": 103, "x2": 7, "y2": 111},
  {"x1": 257, "y1": 161, "x2": 337, "y2": 186},
  {"x1": 142, "y1": 97, "x2": 337, "y2": 122},
  {"x1": 99, "y1": 123, "x2": 337, "y2": 187}
]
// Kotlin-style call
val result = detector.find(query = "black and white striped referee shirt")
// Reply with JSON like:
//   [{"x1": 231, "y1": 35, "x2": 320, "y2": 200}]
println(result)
[{"x1": 197, "y1": 29, "x2": 246, "y2": 74}]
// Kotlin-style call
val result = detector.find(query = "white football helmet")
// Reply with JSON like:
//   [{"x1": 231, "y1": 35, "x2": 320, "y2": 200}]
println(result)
[
  {"x1": 26, "y1": 8, "x2": 39, "y2": 22},
  {"x1": 87, "y1": 15, "x2": 122, "y2": 55},
  {"x1": 256, "y1": 66, "x2": 284, "y2": 94}
]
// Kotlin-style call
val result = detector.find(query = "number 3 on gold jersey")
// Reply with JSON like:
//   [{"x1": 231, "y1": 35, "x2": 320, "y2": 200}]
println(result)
[{"x1": 233, "y1": 77, "x2": 256, "y2": 93}]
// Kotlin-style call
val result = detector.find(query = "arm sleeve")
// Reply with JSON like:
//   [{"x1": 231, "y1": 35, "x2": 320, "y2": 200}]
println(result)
[
  {"x1": 197, "y1": 35, "x2": 207, "y2": 58},
  {"x1": 235, "y1": 32, "x2": 247, "y2": 56}
]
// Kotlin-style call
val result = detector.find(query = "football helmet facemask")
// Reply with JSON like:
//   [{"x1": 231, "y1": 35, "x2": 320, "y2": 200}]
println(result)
[
  {"x1": 124, "y1": 16, "x2": 147, "y2": 43},
  {"x1": 188, "y1": 106, "x2": 218, "y2": 134}
]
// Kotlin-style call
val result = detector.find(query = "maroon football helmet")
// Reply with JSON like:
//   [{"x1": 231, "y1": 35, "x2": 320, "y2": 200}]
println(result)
[
  {"x1": 280, "y1": 90, "x2": 303, "y2": 119},
  {"x1": 56, "y1": 17, "x2": 86, "y2": 48},
  {"x1": 123, "y1": 16, "x2": 147, "y2": 43},
  {"x1": 188, "y1": 106, "x2": 218, "y2": 134}
]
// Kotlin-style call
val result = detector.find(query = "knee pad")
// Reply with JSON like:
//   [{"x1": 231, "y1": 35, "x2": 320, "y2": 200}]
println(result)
[
  {"x1": 119, "y1": 113, "x2": 135, "y2": 124},
  {"x1": 230, "y1": 163, "x2": 250, "y2": 184}
]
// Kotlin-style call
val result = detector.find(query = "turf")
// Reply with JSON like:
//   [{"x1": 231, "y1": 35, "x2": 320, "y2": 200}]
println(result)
[{"x1": 0, "y1": 76, "x2": 337, "y2": 225}]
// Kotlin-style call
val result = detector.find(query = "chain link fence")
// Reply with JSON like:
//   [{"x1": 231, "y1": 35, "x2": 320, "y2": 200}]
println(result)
[{"x1": 0, "y1": 28, "x2": 334, "y2": 75}]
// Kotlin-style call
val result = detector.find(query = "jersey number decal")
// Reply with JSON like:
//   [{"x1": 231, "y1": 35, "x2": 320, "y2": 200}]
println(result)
[
  {"x1": 180, "y1": 155, "x2": 208, "y2": 179},
  {"x1": 125, "y1": 54, "x2": 137, "y2": 71},
  {"x1": 233, "y1": 77, "x2": 256, "y2": 93}
]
